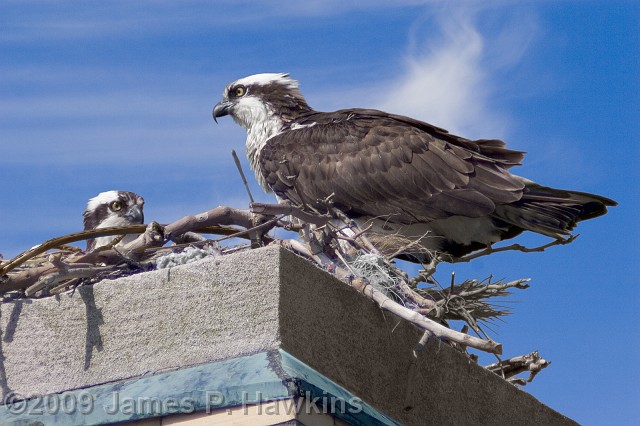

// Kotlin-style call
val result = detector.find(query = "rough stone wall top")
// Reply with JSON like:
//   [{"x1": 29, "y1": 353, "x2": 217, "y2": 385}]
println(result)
[
  {"x1": 0, "y1": 247, "x2": 283, "y2": 397},
  {"x1": 0, "y1": 246, "x2": 577, "y2": 425}
]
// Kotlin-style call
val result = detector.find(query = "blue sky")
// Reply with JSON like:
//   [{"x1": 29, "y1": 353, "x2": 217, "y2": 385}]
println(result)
[{"x1": 1, "y1": 1, "x2": 638, "y2": 423}]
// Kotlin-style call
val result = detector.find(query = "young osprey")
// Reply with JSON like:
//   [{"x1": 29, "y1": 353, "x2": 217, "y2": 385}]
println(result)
[
  {"x1": 213, "y1": 73, "x2": 616, "y2": 261},
  {"x1": 83, "y1": 191, "x2": 145, "y2": 251}
]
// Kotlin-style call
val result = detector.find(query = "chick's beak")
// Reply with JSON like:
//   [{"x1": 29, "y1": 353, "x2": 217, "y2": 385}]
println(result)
[
  {"x1": 213, "y1": 100, "x2": 233, "y2": 123},
  {"x1": 127, "y1": 205, "x2": 144, "y2": 225}
]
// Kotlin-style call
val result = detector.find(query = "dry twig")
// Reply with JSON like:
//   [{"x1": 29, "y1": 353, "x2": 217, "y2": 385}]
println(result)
[
  {"x1": 0, "y1": 206, "x2": 273, "y2": 295},
  {"x1": 485, "y1": 351, "x2": 551, "y2": 385}
]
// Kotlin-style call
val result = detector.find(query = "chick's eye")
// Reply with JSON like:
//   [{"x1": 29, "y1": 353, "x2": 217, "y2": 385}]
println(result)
[
  {"x1": 234, "y1": 86, "x2": 246, "y2": 97},
  {"x1": 110, "y1": 201, "x2": 122, "y2": 211}
]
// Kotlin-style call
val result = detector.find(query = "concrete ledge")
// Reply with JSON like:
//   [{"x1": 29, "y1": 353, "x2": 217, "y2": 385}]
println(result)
[{"x1": 0, "y1": 245, "x2": 577, "y2": 425}]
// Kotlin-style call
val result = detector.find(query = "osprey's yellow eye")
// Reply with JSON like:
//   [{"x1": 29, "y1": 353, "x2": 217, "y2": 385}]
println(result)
[
  {"x1": 110, "y1": 201, "x2": 123, "y2": 211},
  {"x1": 234, "y1": 86, "x2": 246, "y2": 97}
]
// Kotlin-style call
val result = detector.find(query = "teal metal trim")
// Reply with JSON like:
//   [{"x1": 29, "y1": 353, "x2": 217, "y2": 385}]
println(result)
[
  {"x1": 277, "y1": 350, "x2": 401, "y2": 426},
  {"x1": 0, "y1": 350, "x2": 399, "y2": 426}
]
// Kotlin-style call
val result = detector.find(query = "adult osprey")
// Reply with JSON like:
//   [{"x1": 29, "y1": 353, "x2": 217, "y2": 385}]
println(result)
[
  {"x1": 83, "y1": 191, "x2": 145, "y2": 251},
  {"x1": 213, "y1": 73, "x2": 616, "y2": 261}
]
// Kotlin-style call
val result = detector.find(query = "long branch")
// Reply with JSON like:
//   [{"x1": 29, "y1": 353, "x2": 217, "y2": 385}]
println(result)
[
  {"x1": 0, "y1": 225, "x2": 147, "y2": 276},
  {"x1": 25, "y1": 264, "x2": 118, "y2": 296},
  {"x1": 0, "y1": 206, "x2": 261, "y2": 294},
  {"x1": 349, "y1": 275, "x2": 502, "y2": 354},
  {"x1": 0, "y1": 224, "x2": 245, "y2": 276},
  {"x1": 278, "y1": 239, "x2": 502, "y2": 354},
  {"x1": 250, "y1": 202, "x2": 331, "y2": 226},
  {"x1": 452, "y1": 235, "x2": 578, "y2": 264}
]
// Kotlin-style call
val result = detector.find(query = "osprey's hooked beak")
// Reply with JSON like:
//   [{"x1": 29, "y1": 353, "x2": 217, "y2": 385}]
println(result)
[
  {"x1": 213, "y1": 100, "x2": 233, "y2": 123},
  {"x1": 127, "y1": 205, "x2": 144, "y2": 225}
]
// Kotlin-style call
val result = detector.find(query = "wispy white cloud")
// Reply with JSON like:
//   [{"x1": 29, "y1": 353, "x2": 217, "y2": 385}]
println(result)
[
  {"x1": 22, "y1": 12, "x2": 540, "y2": 158},
  {"x1": 373, "y1": 6, "x2": 539, "y2": 139},
  {"x1": 0, "y1": 2, "x2": 543, "y2": 258},
  {"x1": 0, "y1": 4, "x2": 540, "y2": 170}
]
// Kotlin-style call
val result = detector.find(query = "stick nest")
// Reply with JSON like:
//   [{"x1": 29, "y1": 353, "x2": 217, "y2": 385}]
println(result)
[{"x1": 0, "y1": 201, "x2": 560, "y2": 385}]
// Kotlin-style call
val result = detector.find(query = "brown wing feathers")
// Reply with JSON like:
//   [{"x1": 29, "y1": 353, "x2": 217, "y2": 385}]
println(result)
[
  {"x1": 260, "y1": 110, "x2": 523, "y2": 222},
  {"x1": 259, "y1": 108, "x2": 615, "y2": 242}
]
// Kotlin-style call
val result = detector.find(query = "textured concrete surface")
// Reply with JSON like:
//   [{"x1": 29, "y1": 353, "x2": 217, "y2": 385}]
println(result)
[
  {"x1": 0, "y1": 247, "x2": 283, "y2": 398},
  {"x1": 276, "y1": 248, "x2": 576, "y2": 425},
  {"x1": 0, "y1": 245, "x2": 576, "y2": 425}
]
